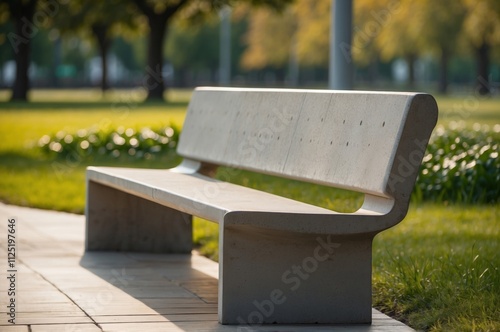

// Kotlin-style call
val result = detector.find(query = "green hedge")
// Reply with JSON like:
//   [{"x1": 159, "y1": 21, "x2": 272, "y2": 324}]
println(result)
[
  {"x1": 37, "y1": 124, "x2": 499, "y2": 204},
  {"x1": 415, "y1": 124, "x2": 499, "y2": 204},
  {"x1": 38, "y1": 125, "x2": 180, "y2": 161}
]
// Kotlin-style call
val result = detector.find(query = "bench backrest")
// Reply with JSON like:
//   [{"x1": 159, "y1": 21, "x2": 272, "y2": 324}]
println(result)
[{"x1": 178, "y1": 87, "x2": 437, "y2": 201}]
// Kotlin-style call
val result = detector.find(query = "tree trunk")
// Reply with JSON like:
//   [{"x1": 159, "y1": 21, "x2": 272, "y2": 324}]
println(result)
[
  {"x1": 132, "y1": 0, "x2": 189, "y2": 101},
  {"x1": 438, "y1": 48, "x2": 449, "y2": 94},
  {"x1": 11, "y1": 20, "x2": 30, "y2": 101},
  {"x1": 145, "y1": 15, "x2": 167, "y2": 101},
  {"x1": 10, "y1": 1, "x2": 37, "y2": 101},
  {"x1": 407, "y1": 53, "x2": 416, "y2": 89},
  {"x1": 475, "y1": 42, "x2": 490, "y2": 95},
  {"x1": 51, "y1": 37, "x2": 62, "y2": 88},
  {"x1": 276, "y1": 67, "x2": 286, "y2": 85},
  {"x1": 176, "y1": 67, "x2": 187, "y2": 87},
  {"x1": 92, "y1": 24, "x2": 111, "y2": 92},
  {"x1": 368, "y1": 57, "x2": 379, "y2": 83}
]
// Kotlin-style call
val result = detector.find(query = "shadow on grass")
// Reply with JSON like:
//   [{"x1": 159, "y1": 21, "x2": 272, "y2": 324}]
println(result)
[
  {"x1": 0, "y1": 150, "x2": 183, "y2": 169},
  {"x1": 0, "y1": 151, "x2": 51, "y2": 167}
]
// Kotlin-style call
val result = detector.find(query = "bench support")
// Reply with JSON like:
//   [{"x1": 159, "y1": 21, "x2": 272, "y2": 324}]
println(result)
[
  {"x1": 86, "y1": 181, "x2": 192, "y2": 253},
  {"x1": 219, "y1": 223, "x2": 373, "y2": 325}
]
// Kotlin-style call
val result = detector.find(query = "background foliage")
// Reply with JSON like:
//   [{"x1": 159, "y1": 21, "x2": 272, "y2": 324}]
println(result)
[
  {"x1": 1, "y1": 0, "x2": 499, "y2": 98},
  {"x1": 416, "y1": 124, "x2": 499, "y2": 204}
]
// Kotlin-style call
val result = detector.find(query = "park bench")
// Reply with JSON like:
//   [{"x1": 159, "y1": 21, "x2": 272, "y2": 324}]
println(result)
[{"x1": 85, "y1": 87, "x2": 438, "y2": 325}]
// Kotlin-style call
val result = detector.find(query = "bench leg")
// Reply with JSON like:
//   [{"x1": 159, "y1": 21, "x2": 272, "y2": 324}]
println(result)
[
  {"x1": 86, "y1": 181, "x2": 192, "y2": 253},
  {"x1": 219, "y1": 225, "x2": 373, "y2": 325}
]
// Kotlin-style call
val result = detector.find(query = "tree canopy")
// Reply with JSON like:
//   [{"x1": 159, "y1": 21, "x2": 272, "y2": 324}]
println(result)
[
  {"x1": 241, "y1": 0, "x2": 499, "y2": 91},
  {"x1": 57, "y1": 0, "x2": 142, "y2": 91}
]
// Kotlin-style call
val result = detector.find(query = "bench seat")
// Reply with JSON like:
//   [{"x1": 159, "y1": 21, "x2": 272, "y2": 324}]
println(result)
[
  {"x1": 88, "y1": 165, "x2": 396, "y2": 236},
  {"x1": 88, "y1": 165, "x2": 332, "y2": 219}
]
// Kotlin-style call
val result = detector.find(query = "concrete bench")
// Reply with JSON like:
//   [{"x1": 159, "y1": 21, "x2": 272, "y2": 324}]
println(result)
[{"x1": 85, "y1": 87, "x2": 438, "y2": 326}]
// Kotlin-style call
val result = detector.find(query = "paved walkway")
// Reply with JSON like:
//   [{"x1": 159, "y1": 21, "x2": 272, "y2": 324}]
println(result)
[{"x1": 0, "y1": 203, "x2": 414, "y2": 331}]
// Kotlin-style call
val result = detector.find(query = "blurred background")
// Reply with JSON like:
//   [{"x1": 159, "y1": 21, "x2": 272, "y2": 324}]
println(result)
[{"x1": 0, "y1": 0, "x2": 499, "y2": 101}]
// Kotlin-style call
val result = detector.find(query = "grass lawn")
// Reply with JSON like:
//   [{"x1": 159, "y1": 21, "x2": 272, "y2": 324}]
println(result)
[
  {"x1": 0, "y1": 88, "x2": 186, "y2": 212},
  {"x1": 0, "y1": 88, "x2": 499, "y2": 331},
  {"x1": 373, "y1": 205, "x2": 499, "y2": 331}
]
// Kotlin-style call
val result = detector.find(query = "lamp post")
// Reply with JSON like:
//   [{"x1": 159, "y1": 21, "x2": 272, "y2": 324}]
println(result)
[{"x1": 329, "y1": 0, "x2": 353, "y2": 90}]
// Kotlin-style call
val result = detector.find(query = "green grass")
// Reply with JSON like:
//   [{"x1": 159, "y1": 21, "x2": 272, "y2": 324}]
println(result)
[
  {"x1": 373, "y1": 204, "x2": 499, "y2": 331},
  {"x1": 0, "y1": 88, "x2": 187, "y2": 211},
  {"x1": 436, "y1": 94, "x2": 500, "y2": 128},
  {"x1": 0, "y1": 89, "x2": 499, "y2": 330}
]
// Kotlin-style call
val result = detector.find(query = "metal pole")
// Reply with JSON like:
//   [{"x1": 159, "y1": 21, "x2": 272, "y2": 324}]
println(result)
[{"x1": 329, "y1": 0, "x2": 353, "y2": 90}]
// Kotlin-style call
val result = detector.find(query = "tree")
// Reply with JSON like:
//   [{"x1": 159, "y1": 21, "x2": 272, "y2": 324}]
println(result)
[
  {"x1": 241, "y1": 0, "x2": 330, "y2": 83},
  {"x1": 462, "y1": 0, "x2": 500, "y2": 95},
  {"x1": 294, "y1": 0, "x2": 330, "y2": 67},
  {"x1": 0, "y1": 5, "x2": 14, "y2": 87},
  {"x1": 413, "y1": 0, "x2": 466, "y2": 93},
  {"x1": 130, "y1": 0, "x2": 192, "y2": 100},
  {"x1": 132, "y1": 0, "x2": 293, "y2": 101},
  {"x1": 165, "y1": 18, "x2": 220, "y2": 86},
  {"x1": 58, "y1": 0, "x2": 141, "y2": 92},
  {"x1": 0, "y1": 0, "x2": 38, "y2": 101},
  {"x1": 241, "y1": 6, "x2": 295, "y2": 71},
  {"x1": 373, "y1": 0, "x2": 422, "y2": 89},
  {"x1": 351, "y1": 0, "x2": 380, "y2": 67}
]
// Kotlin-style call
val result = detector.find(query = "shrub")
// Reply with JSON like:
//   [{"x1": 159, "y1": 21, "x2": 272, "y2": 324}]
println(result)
[
  {"x1": 414, "y1": 123, "x2": 499, "y2": 204},
  {"x1": 37, "y1": 125, "x2": 180, "y2": 161}
]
